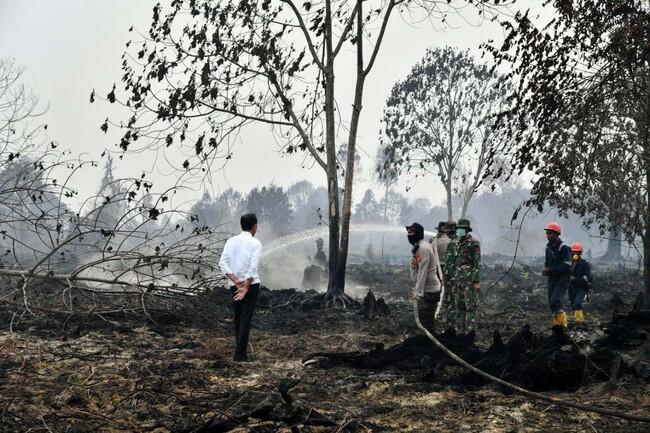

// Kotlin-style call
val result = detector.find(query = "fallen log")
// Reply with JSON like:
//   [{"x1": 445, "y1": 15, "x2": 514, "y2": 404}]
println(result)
[
  {"x1": 305, "y1": 324, "x2": 587, "y2": 392},
  {"x1": 304, "y1": 330, "x2": 480, "y2": 371},
  {"x1": 471, "y1": 325, "x2": 588, "y2": 391}
]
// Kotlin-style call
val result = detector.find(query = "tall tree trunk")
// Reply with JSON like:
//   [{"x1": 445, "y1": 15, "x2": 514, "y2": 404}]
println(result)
[
  {"x1": 460, "y1": 185, "x2": 476, "y2": 219},
  {"x1": 334, "y1": 0, "x2": 365, "y2": 292},
  {"x1": 460, "y1": 197, "x2": 469, "y2": 219},
  {"x1": 324, "y1": 0, "x2": 341, "y2": 297},
  {"x1": 446, "y1": 87, "x2": 455, "y2": 222},
  {"x1": 645, "y1": 167, "x2": 650, "y2": 308},
  {"x1": 326, "y1": 168, "x2": 340, "y2": 295},
  {"x1": 460, "y1": 139, "x2": 488, "y2": 220},
  {"x1": 445, "y1": 178, "x2": 453, "y2": 222},
  {"x1": 604, "y1": 227, "x2": 623, "y2": 261},
  {"x1": 642, "y1": 75, "x2": 650, "y2": 308},
  {"x1": 643, "y1": 233, "x2": 650, "y2": 308}
]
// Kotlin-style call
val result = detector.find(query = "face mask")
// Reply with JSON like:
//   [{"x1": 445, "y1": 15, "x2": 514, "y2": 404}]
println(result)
[
  {"x1": 407, "y1": 235, "x2": 419, "y2": 245},
  {"x1": 572, "y1": 254, "x2": 580, "y2": 261},
  {"x1": 456, "y1": 228, "x2": 467, "y2": 237}
]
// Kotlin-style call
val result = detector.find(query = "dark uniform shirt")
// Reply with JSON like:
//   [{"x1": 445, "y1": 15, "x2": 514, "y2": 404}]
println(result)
[
  {"x1": 571, "y1": 258, "x2": 592, "y2": 290},
  {"x1": 545, "y1": 238, "x2": 572, "y2": 280}
]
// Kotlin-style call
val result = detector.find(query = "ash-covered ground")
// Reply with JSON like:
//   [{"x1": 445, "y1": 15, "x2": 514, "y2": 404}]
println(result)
[{"x1": 1, "y1": 265, "x2": 649, "y2": 432}]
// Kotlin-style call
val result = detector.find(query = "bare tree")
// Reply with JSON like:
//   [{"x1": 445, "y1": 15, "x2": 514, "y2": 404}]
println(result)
[
  {"x1": 380, "y1": 47, "x2": 511, "y2": 221},
  {"x1": 0, "y1": 154, "x2": 228, "y2": 321},
  {"x1": 0, "y1": 59, "x2": 227, "y2": 322},
  {"x1": 0, "y1": 59, "x2": 43, "y2": 150},
  {"x1": 98, "y1": 1, "x2": 509, "y2": 303}
]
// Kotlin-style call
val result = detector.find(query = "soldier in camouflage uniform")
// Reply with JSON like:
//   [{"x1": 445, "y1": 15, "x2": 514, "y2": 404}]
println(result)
[
  {"x1": 435, "y1": 221, "x2": 455, "y2": 320},
  {"x1": 444, "y1": 218, "x2": 481, "y2": 333}
]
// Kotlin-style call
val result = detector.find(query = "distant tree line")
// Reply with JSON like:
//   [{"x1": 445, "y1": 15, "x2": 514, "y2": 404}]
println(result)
[{"x1": 184, "y1": 176, "x2": 620, "y2": 262}]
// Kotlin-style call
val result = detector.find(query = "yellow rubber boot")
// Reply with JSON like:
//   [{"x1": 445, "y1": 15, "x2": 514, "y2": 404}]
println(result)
[
  {"x1": 555, "y1": 311, "x2": 568, "y2": 328},
  {"x1": 575, "y1": 309, "x2": 585, "y2": 324}
]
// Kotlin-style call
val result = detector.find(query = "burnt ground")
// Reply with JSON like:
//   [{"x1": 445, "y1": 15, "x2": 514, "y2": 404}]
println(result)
[{"x1": 1, "y1": 265, "x2": 649, "y2": 432}]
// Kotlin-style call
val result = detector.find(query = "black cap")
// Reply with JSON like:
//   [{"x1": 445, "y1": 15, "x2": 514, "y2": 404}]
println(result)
[
  {"x1": 437, "y1": 221, "x2": 447, "y2": 231},
  {"x1": 406, "y1": 222, "x2": 424, "y2": 235},
  {"x1": 445, "y1": 221, "x2": 457, "y2": 232}
]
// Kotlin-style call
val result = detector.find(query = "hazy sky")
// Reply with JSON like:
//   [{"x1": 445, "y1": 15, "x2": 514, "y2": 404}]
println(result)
[{"x1": 0, "y1": 1, "x2": 538, "y2": 210}]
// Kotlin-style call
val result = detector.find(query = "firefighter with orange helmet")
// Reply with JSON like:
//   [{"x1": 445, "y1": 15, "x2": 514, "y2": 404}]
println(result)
[
  {"x1": 569, "y1": 242, "x2": 592, "y2": 326},
  {"x1": 543, "y1": 222, "x2": 572, "y2": 328}
]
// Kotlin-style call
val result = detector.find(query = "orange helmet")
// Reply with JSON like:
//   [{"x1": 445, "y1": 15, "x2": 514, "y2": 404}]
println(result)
[
  {"x1": 571, "y1": 242, "x2": 584, "y2": 253},
  {"x1": 545, "y1": 222, "x2": 562, "y2": 234}
]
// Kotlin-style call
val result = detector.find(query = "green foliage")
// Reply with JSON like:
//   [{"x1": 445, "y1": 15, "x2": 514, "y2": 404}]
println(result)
[
  {"x1": 486, "y1": 0, "x2": 650, "y2": 242},
  {"x1": 102, "y1": 0, "x2": 324, "y2": 173},
  {"x1": 245, "y1": 184, "x2": 293, "y2": 236},
  {"x1": 380, "y1": 47, "x2": 512, "y2": 218},
  {"x1": 355, "y1": 189, "x2": 381, "y2": 223}
]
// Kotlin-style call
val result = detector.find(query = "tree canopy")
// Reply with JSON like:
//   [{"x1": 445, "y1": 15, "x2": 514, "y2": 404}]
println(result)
[
  {"x1": 380, "y1": 47, "x2": 512, "y2": 221},
  {"x1": 485, "y1": 0, "x2": 650, "y2": 302}
]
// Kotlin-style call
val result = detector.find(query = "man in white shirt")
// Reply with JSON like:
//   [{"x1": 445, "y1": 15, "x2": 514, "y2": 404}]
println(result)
[{"x1": 219, "y1": 213, "x2": 263, "y2": 361}]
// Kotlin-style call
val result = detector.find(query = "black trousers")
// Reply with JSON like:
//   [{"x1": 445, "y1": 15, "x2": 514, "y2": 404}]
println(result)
[
  {"x1": 231, "y1": 284, "x2": 260, "y2": 357},
  {"x1": 418, "y1": 292, "x2": 440, "y2": 335}
]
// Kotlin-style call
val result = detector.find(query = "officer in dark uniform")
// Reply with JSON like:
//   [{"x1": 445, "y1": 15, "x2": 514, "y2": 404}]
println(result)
[
  {"x1": 543, "y1": 222, "x2": 572, "y2": 328},
  {"x1": 569, "y1": 242, "x2": 592, "y2": 326}
]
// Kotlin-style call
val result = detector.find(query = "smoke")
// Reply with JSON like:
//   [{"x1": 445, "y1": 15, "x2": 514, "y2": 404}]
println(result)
[{"x1": 258, "y1": 224, "x2": 432, "y2": 295}]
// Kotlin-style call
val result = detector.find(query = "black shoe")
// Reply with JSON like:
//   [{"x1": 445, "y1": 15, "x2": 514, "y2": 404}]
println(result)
[{"x1": 233, "y1": 353, "x2": 250, "y2": 362}]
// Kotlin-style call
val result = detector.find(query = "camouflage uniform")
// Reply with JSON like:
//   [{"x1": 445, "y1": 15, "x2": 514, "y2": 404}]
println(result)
[{"x1": 444, "y1": 233, "x2": 481, "y2": 333}]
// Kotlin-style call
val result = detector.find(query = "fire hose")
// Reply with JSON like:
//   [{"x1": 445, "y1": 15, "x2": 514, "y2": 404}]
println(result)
[{"x1": 413, "y1": 299, "x2": 650, "y2": 423}]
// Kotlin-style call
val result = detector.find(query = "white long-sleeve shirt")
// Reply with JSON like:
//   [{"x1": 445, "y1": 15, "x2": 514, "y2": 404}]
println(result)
[{"x1": 219, "y1": 231, "x2": 263, "y2": 285}]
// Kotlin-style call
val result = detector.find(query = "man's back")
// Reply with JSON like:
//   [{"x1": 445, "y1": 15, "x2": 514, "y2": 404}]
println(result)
[
  {"x1": 433, "y1": 234, "x2": 451, "y2": 263},
  {"x1": 220, "y1": 231, "x2": 263, "y2": 284}
]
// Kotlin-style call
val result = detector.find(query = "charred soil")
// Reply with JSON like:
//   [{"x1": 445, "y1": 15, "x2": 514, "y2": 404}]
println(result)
[{"x1": 1, "y1": 266, "x2": 649, "y2": 432}]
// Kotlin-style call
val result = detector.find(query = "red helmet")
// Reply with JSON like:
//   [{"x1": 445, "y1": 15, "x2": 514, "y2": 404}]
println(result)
[
  {"x1": 545, "y1": 222, "x2": 562, "y2": 234},
  {"x1": 571, "y1": 242, "x2": 584, "y2": 253}
]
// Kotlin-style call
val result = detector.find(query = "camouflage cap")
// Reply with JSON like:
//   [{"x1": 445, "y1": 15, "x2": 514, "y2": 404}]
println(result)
[{"x1": 457, "y1": 218, "x2": 472, "y2": 230}]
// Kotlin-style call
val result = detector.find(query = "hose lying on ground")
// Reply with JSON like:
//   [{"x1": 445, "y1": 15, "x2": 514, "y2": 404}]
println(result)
[{"x1": 413, "y1": 299, "x2": 650, "y2": 423}]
